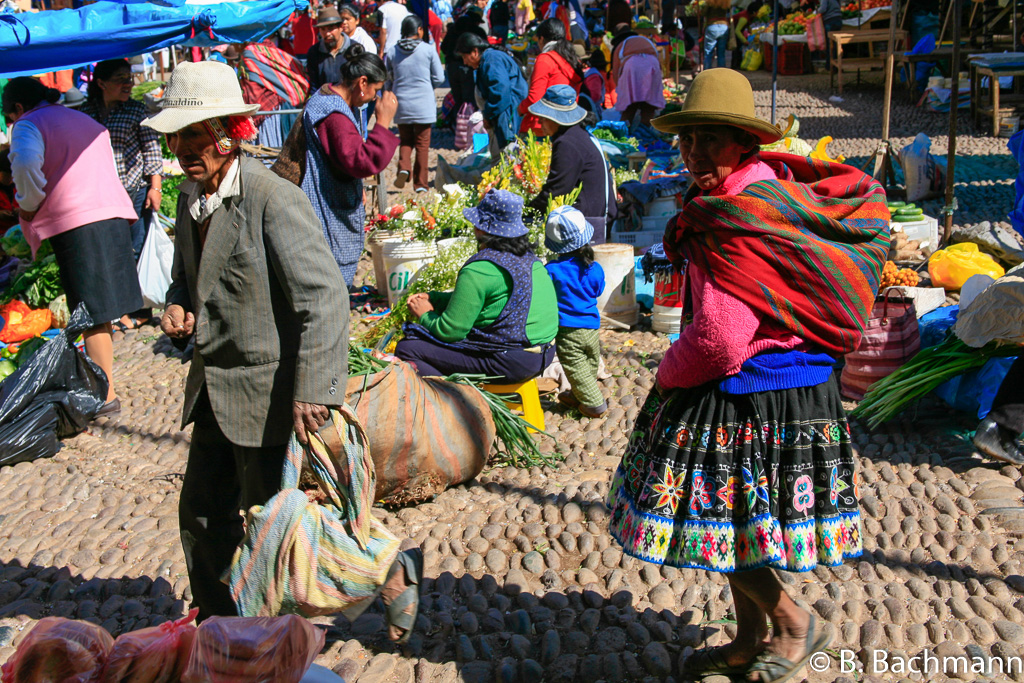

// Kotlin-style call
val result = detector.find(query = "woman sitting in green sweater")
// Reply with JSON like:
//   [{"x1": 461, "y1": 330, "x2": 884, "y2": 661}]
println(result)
[{"x1": 396, "y1": 189, "x2": 558, "y2": 382}]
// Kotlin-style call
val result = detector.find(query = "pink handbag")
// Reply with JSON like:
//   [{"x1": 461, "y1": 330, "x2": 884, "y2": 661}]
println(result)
[
  {"x1": 840, "y1": 288, "x2": 921, "y2": 400},
  {"x1": 454, "y1": 103, "x2": 483, "y2": 151}
]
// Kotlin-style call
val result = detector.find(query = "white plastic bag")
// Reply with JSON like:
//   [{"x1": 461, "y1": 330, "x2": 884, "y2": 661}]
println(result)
[
  {"x1": 899, "y1": 133, "x2": 946, "y2": 202},
  {"x1": 137, "y1": 214, "x2": 174, "y2": 309}
]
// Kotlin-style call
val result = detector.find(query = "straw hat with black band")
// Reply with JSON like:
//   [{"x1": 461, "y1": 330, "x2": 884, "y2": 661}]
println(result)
[{"x1": 651, "y1": 68, "x2": 784, "y2": 145}]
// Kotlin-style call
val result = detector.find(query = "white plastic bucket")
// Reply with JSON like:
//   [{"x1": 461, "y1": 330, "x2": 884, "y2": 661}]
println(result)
[
  {"x1": 651, "y1": 269, "x2": 684, "y2": 334},
  {"x1": 367, "y1": 228, "x2": 413, "y2": 291},
  {"x1": 382, "y1": 240, "x2": 437, "y2": 307},
  {"x1": 593, "y1": 243, "x2": 639, "y2": 328}
]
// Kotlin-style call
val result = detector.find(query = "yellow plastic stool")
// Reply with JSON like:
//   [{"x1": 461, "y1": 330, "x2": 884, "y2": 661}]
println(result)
[{"x1": 481, "y1": 379, "x2": 545, "y2": 434}]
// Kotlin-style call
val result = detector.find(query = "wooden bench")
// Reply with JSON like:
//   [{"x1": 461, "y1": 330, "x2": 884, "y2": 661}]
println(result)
[{"x1": 830, "y1": 28, "x2": 907, "y2": 95}]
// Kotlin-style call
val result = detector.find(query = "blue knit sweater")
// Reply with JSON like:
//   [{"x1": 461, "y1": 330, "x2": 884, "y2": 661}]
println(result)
[
  {"x1": 718, "y1": 349, "x2": 837, "y2": 394},
  {"x1": 545, "y1": 255, "x2": 605, "y2": 329}
]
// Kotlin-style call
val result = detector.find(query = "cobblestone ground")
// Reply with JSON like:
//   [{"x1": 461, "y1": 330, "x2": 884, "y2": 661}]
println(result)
[{"x1": 1, "y1": 72, "x2": 1023, "y2": 683}]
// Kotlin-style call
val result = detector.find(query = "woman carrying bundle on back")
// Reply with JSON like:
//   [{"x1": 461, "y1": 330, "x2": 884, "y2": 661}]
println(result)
[{"x1": 606, "y1": 69, "x2": 890, "y2": 683}]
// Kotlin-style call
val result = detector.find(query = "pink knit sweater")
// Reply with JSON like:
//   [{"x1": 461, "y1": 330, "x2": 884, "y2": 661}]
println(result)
[{"x1": 657, "y1": 157, "x2": 811, "y2": 390}]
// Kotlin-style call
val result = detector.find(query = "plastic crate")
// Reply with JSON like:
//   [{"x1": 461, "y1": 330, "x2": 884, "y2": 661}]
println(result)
[
  {"x1": 610, "y1": 226, "x2": 664, "y2": 250},
  {"x1": 763, "y1": 42, "x2": 807, "y2": 76},
  {"x1": 891, "y1": 215, "x2": 938, "y2": 248}
]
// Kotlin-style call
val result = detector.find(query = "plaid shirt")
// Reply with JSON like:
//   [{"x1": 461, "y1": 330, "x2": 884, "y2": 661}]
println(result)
[{"x1": 79, "y1": 98, "x2": 163, "y2": 191}]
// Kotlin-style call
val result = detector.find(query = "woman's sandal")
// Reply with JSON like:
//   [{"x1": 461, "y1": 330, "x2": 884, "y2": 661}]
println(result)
[
  {"x1": 680, "y1": 645, "x2": 753, "y2": 678},
  {"x1": 383, "y1": 548, "x2": 422, "y2": 644},
  {"x1": 747, "y1": 614, "x2": 832, "y2": 683}
]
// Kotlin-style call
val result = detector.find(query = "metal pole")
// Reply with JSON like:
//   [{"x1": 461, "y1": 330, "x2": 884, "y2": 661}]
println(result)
[
  {"x1": 771, "y1": 0, "x2": 779, "y2": 124},
  {"x1": 942, "y1": 0, "x2": 962, "y2": 247}
]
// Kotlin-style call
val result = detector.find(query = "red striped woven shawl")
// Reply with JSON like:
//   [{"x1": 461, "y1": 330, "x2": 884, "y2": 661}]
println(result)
[{"x1": 663, "y1": 152, "x2": 891, "y2": 356}]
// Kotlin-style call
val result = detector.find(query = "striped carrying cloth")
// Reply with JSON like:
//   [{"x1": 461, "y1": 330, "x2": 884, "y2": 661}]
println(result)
[
  {"x1": 229, "y1": 406, "x2": 400, "y2": 618},
  {"x1": 664, "y1": 152, "x2": 891, "y2": 356},
  {"x1": 241, "y1": 42, "x2": 309, "y2": 108}
]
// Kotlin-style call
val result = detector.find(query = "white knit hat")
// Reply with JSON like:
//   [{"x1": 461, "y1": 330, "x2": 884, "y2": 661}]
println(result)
[{"x1": 142, "y1": 61, "x2": 258, "y2": 134}]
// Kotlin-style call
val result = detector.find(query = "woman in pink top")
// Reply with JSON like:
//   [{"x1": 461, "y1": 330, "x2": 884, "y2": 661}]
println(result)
[
  {"x1": 4, "y1": 78, "x2": 142, "y2": 417},
  {"x1": 610, "y1": 27, "x2": 665, "y2": 125},
  {"x1": 606, "y1": 70, "x2": 890, "y2": 683}
]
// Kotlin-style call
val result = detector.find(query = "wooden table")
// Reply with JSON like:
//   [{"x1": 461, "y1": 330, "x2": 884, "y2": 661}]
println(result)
[
  {"x1": 830, "y1": 28, "x2": 907, "y2": 95},
  {"x1": 972, "y1": 62, "x2": 1024, "y2": 136}
]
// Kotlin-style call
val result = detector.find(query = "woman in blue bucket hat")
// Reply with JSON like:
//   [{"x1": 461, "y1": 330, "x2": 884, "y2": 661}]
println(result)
[
  {"x1": 526, "y1": 84, "x2": 617, "y2": 243},
  {"x1": 395, "y1": 189, "x2": 559, "y2": 382}
]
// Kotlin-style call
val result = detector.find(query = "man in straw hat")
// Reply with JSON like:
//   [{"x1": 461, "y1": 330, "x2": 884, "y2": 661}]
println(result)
[
  {"x1": 526, "y1": 84, "x2": 616, "y2": 242},
  {"x1": 606, "y1": 68, "x2": 890, "y2": 683},
  {"x1": 143, "y1": 61, "x2": 351, "y2": 620},
  {"x1": 306, "y1": 6, "x2": 352, "y2": 90}
]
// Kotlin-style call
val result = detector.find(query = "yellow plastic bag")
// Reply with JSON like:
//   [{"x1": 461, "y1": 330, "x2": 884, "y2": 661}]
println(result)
[
  {"x1": 741, "y1": 49, "x2": 763, "y2": 72},
  {"x1": 928, "y1": 243, "x2": 1005, "y2": 290}
]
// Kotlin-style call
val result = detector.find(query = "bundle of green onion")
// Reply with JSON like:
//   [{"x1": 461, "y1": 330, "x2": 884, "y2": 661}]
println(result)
[
  {"x1": 851, "y1": 335, "x2": 1019, "y2": 429},
  {"x1": 444, "y1": 373, "x2": 562, "y2": 469},
  {"x1": 348, "y1": 344, "x2": 393, "y2": 377}
]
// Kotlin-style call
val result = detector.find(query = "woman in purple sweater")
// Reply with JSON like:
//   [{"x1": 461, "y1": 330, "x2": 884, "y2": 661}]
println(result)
[{"x1": 301, "y1": 44, "x2": 399, "y2": 286}]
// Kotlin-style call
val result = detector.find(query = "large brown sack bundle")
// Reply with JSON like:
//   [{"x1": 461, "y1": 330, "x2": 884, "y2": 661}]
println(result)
[{"x1": 346, "y1": 361, "x2": 495, "y2": 505}]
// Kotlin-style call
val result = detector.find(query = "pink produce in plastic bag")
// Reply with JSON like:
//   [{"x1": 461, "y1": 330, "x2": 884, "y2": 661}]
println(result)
[
  {"x1": 182, "y1": 614, "x2": 325, "y2": 683},
  {"x1": 98, "y1": 608, "x2": 198, "y2": 683},
  {"x1": 1, "y1": 617, "x2": 114, "y2": 683}
]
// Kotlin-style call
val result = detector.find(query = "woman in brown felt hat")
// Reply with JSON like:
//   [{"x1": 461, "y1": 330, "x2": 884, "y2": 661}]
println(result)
[{"x1": 606, "y1": 68, "x2": 892, "y2": 683}]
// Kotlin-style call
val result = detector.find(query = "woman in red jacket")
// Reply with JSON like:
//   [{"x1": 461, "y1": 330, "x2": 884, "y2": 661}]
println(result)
[{"x1": 518, "y1": 17, "x2": 584, "y2": 136}]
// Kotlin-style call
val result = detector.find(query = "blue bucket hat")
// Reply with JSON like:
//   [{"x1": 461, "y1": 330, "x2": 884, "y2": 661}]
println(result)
[
  {"x1": 463, "y1": 189, "x2": 529, "y2": 238},
  {"x1": 545, "y1": 206, "x2": 593, "y2": 254},
  {"x1": 528, "y1": 84, "x2": 587, "y2": 127}
]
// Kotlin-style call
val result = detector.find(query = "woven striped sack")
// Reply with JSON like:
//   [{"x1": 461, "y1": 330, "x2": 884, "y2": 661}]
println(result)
[
  {"x1": 229, "y1": 405, "x2": 401, "y2": 618},
  {"x1": 346, "y1": 361, "x2": 495, "y2": 506}
]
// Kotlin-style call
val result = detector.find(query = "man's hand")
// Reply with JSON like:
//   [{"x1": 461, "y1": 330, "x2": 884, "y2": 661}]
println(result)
[
  {"x1": 407, "y1": 292, "x2": 434, "y2": 318},
  {"x1": 17, "y1": 208, "x2": 37, "y2": 222},
  {"x1": 375, "y1": 91, "x2": 398, "y2": 129},
  {"x1": 160, "y1": 304, "x2": 195, "y2": 339},
  {"x1": 144, "y1": 186, "x2": 162, "y2": 211},
  {"x1": 293, "y1": 401, "x2": 330, "y2": 445}
]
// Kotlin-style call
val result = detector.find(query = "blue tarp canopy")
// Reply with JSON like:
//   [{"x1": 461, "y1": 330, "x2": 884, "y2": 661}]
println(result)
[{"x1": 0, "y1": 0, "x2": 304, "y2": 78}]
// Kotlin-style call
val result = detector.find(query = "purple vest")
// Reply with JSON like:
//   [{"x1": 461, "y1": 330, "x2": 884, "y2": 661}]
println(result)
[{"x1": 404, "y1": 248, "x2": 538, "y2": 353}]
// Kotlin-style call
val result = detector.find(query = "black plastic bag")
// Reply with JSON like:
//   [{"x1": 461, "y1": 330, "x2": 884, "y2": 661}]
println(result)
[{"x1": 0, "y1": 303, "x2": 108, "y2": 467}]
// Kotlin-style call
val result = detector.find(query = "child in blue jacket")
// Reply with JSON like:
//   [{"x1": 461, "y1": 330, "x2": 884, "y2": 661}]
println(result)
[{"x1": 544, "y1": 206, "x2": 607, "y2": 417}]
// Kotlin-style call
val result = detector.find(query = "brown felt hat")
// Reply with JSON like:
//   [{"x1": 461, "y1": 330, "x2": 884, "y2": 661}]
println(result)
[
  {"x1": 316, "y1": 7, "x2": 343, "y2": 26},
  {"x1": 651, "y1": 68, "x2": 784, "y2": 144}
]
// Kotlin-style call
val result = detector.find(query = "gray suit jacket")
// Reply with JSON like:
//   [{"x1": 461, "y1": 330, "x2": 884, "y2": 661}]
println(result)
[{"x1": 166, "y1": 157, "x2": 349, "y2": 448}]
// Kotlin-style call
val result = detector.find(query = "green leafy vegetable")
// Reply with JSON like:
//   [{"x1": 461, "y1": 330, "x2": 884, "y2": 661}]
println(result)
[
  {"x1": 443, "y1": 373, "x2": 561, "y2": 469},
  {"x1": 161, "y1": 174, "x2": 186, "y2": 218},
  {"x1": 131, "y1": 81, "x2": 164, "y2": 102},
  {"x1": 348, "y1": 344, "x2": 393, "y2": 377},
  {"x1": 851, "y1": 335, "x2": 1019, "y2": 428},
  {"x1": 2, "y1": 255, "x2": 63, "y2": 308},
  {"x1": 13, "y1": 337, "x2": 46, "y2": 367}
]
